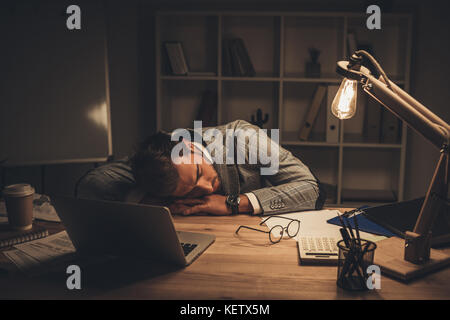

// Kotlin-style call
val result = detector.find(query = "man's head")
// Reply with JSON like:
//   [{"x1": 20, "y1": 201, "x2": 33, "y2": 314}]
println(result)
[{"x1": 131, "y1": 132, "x2": 220, "y2": 199}]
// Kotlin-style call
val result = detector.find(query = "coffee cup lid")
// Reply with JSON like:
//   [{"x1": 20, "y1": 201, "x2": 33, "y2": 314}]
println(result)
[{"x1": 3, "y1": 184, "x2": 35, "y2": 197}]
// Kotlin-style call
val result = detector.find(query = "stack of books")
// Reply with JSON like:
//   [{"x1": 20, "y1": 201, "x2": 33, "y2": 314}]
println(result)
[{"x1": 222, "y1": 38, "x2": 255, "y2": 77}]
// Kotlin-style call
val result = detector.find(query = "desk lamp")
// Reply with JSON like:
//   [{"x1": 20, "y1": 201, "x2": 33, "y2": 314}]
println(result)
[{"x1": 333, "y1": 50, "x2": 450, "y2": 281}]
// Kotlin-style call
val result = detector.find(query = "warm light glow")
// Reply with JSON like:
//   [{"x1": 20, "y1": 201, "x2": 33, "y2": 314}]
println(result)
[
  {"x1": 331, "y1": 78, "x2": 358, "y2": 119},
  {"x1": 87, "y1": 102, "x2": 108, "y2": 130}
]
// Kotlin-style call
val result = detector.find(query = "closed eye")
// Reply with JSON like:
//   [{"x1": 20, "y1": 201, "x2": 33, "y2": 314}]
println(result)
[{"x1": 196, "y1": 164, "x2": 200, "y2": 184}]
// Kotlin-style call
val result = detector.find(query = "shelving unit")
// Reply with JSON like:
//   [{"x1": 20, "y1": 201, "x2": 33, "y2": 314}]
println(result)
[{"x1": 156, "y1": 11, "x2": 412, "y2": 205}]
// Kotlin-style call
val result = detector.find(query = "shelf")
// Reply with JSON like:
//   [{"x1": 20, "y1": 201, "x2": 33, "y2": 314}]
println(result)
[
  {"x1": 161, "y1": 75, "x2": 218, "y2": 81},
  {"x1": 282, "y1": 132, "x2": 338, "y2": 147},
  {"x1": 282, "y1": 140, "x2": 339, "y2": 147},
  {"x1": 221, "y1": 75, "x2": 279, "y2": 82},
  {"x1": 157, "y1": 11, "x2": 412, "y2": 204},
  {"x1": 283, "y1": 76, "x2": 341, "y2": 84},
  {"x1": 283, "y1": 72, "x2": 341, "y2": 83},
  {"x1": 342, "y1": 142, "x2": 402, "y2": 149}
]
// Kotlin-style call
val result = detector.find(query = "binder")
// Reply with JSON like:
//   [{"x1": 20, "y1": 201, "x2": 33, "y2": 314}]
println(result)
[
  {"x1": 365, "y1": 97, "x2": 382, "y2": 142},
  {"x1": 326, "y1": 85, "x2": 340, "y2": 143},
  {"x1": 327, "y1": 213, "x2": 396, "y2": 237},
  {"x1": 381, "y1": 109, "x2": 400, "y2": 143},
  {"x1": 299, "y1": 85, "x2": 327, "y2": 141}
]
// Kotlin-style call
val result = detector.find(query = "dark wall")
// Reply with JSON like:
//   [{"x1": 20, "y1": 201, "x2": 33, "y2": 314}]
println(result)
[
  {"x1": 1, "y1": 0, "x2": 145, "y2": 196},
  {"x1": 404, "y1": 1, "x2": 450, "y2": 199}
]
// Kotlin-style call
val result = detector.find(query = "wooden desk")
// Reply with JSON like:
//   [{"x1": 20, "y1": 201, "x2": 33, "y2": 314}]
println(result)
[{"x1": 0, "y1": 213, "x2": 449, "y2": 299}]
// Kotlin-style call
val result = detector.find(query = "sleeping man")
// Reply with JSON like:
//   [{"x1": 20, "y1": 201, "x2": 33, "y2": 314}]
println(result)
[{"x1": 128, "y1": 120, "x2": 326, "y2": 216}]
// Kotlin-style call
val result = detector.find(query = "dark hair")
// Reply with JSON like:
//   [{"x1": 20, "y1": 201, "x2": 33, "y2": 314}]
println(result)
[{"x1": 130, "y1": 132, "x2": 180, "y2": 198}]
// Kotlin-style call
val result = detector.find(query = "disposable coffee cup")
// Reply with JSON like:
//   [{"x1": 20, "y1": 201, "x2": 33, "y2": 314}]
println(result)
[{"x1": 3, "y1": 184, "x2": 35, "y2": 231}]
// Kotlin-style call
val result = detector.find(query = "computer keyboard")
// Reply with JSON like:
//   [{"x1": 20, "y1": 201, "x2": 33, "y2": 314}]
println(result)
[{"x1": 181, "y1": 242, "x2": 198, "y2": 256}]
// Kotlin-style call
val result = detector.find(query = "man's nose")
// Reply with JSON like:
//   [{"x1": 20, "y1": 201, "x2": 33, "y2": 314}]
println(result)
[{"x1": 198, "y1": 180, "x2": 214, "y2": 194}]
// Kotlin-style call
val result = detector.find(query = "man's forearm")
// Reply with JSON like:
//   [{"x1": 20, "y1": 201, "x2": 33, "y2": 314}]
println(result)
[{"x1": 239, "y1": 194, "x2": 255, "y2": 214}]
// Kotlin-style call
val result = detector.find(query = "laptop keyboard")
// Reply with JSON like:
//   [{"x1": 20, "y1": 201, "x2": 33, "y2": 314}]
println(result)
[
  {"x1": 299, "y1": 236, "x2": 338, "y2": 254},
  {"x1": 181, "y1": 243, "x2": 197, "y2": 256}
]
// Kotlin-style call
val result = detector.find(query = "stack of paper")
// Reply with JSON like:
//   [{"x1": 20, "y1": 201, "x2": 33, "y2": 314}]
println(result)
[
  {"x1": 262, "y1": 209, "x2": 386, "y2": 243},
  {"x1": 3, "y1": 231, "x2": 76, "y2": 273}
]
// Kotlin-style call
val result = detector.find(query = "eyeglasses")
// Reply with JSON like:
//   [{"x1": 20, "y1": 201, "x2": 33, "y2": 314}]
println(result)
[{"x1": 235, "y1": 216, "x2": 300, "y2": 244}]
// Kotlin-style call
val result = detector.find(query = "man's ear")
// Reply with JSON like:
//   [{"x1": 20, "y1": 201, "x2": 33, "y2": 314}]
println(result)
[{"x1": 182, "y1": 139, "x2": 196, "y2": 152}]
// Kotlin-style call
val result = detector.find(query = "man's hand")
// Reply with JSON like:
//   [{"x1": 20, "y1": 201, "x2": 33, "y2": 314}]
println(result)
[
  {"x1": 169, "y1": 194, "x2": 231, "y2": 216},
  {"x1": 169, "y1": 194, "x2": 253, "y2": 216}
]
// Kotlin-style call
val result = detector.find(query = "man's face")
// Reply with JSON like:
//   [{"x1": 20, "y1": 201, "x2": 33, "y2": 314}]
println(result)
[{"x1": 171, "y1": 145, "x2": 220, "y2": 198}]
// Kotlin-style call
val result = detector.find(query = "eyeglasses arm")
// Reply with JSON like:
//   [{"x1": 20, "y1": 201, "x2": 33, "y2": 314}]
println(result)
[
  {"x1": 260, "y1": 215, "x2": 300, "y2": 226},
  {"x1": 235, "y1": 225, "x2": 269, "y2": 235}
]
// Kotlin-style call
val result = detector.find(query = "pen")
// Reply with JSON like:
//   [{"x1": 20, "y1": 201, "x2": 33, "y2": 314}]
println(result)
[
  {"x1": 337, "y1": 211, "x2": 351, "y2": 242},
  {"x1": 353, "y1": 214, "x2": 361, "y2": 246},
  {"x1": 340, "y1": 228, "x2": 351, "y2": 248},
  {"x1": 345, "y1": 218, "x2": 355, "y2": 242}
]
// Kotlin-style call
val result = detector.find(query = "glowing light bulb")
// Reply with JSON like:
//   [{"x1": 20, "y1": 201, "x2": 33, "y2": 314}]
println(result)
[{"x1": 331, "y1": 78, "x2": 358, "y2": 119}]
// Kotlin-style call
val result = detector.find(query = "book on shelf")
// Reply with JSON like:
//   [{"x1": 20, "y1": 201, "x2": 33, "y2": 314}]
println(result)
[
  {"x1": 364, "y1": 96, "x2": 382, "y2": 142},
  {"x1": 299, "y1": 85, "x2": 327, "y2": 141},
  {"x1": 326, "y1": 85, "x2": 340, "y2": 143},
  {"x1": 0, "y1": 224, "x2": 49, "y2": 249},
  {"x1": 223, "y1": 38, "x2": 255, "y2": 77},
  {"x1": 163, "y1": 42, "x2": 189, "y2": 75},
  {"x1": 230, "y1": 39, "x2": 243, "y2": 76},
  {"x1": 222, "y1": 39, "x2": 233, "y2": 76},
  {"x1": 234, "y1": 38, "x2": 255, "y2": 77}
]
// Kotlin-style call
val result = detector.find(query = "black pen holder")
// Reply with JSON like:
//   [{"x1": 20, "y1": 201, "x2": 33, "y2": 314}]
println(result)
[{"x1": 336, "y1": 239, "x2": 377, "y2": 291}]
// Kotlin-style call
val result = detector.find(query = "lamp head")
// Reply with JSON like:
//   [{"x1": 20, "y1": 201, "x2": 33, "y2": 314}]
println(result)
[{"x1": 332, "y1": 54, "x2": 365, "y2": 120}]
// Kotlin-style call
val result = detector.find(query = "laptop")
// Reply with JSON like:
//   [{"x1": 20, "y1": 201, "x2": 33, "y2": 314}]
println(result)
[{"x1": 52, "y1": 197, "x2": 215, "y2": 266}]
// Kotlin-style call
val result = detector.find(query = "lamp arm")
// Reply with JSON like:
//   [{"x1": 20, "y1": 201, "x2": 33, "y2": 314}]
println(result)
[
  {"x1": 363, "y1": 73, "x2": 449, "y2": 263},
  {"x1": 362, "y1": 73, "x2": 449, "y2": 149},
  {"x1": 380, "y1": 77, "x2": 450, "y2": 135},
  {"x1": 338, "y1": 51, "x2": 450, "y2": 264}
]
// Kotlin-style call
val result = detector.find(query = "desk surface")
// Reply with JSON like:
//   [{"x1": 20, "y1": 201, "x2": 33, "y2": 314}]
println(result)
[{"x1": 1, "y1": 211, "x2": 449, "y2": 299}]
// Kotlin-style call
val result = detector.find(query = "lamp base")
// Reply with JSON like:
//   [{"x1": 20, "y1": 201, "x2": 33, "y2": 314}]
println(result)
[{"x1": 373, "y1": 237, "x2": 450, "y2": 282}]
